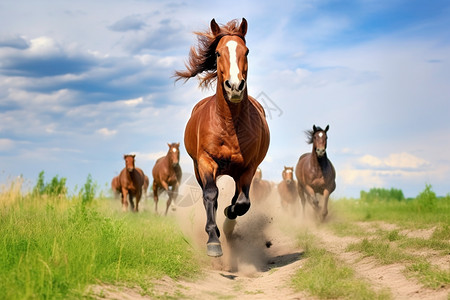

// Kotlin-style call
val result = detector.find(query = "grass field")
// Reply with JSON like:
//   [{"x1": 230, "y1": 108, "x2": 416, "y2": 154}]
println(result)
[
  {"x1": 1, "y1": 174, "x2": 449, "y2": 299},
  {"x1": 0, "y1": 176, "x2": 203, "y2": 299},
  {"x1": 291, "y1": 185, "x2": 450, "y2": 299}
]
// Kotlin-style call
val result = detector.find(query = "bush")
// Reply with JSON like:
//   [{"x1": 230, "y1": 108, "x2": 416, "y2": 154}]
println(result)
[
  {"x1": 360, "y1": 187, "x2": 405, "y2": 202},
  {"x1": 32, "y1": 171, "x2": 67, "y2": 197},
  {"x1": 414, "y1": 184, "x2": 437, "y2": 212},
  {"x1": 80, "y1": 174, "x2": 96, "y2": 205}
]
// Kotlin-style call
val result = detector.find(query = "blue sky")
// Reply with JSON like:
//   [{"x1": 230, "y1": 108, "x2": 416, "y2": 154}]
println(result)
[{"x1": 1, "y1": 0, "x2": 449, "y2": 198}]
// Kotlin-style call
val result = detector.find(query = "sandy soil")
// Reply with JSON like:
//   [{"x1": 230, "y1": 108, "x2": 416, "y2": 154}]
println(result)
[{"x1": 92, "y1": 176, "x2": 449, "y2": 299}]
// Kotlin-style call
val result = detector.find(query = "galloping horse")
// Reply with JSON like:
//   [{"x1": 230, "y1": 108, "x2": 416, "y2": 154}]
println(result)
[
  {"x1": 118, "y1": 154, "x2": 145, "y2": 212},
  {"x1": 152, "y1": 143, "x2": 182, "y2": 215},
  {"x1": 249, "y1": 168, "x2": 272, "y2": 203},
  {"x1": 295, "y1": 125, "x2": 336, "y2": 221},
  {"x1": 277, "y1": 166, "x2": 299, "y2": 214},
  {"x1": 175, "y1": 18, "x2": 270, "y2": 256}
]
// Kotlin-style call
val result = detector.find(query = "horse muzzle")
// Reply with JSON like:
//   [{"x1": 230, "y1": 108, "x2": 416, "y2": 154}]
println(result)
[
  {"x1": 127, "y1": 167, "x2": 134, "y2": 172},
  {"x1": 316, "y1": 148, "x2": 326, "y2": 157},
  {"x1": 224, "y1": 79, "x2": 246, "y2": 103}
]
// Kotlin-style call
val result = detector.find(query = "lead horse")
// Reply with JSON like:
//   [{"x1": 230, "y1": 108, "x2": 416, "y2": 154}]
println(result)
[
  {"x1": 175, "y1": 18, "x2": 270, "y2": 257},
  {"x1": 295, "y1": 125, "x2": 336, "y2": 221}
]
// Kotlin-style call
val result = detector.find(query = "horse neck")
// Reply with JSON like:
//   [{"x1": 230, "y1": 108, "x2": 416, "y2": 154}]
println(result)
[
  {"x1": 311, "y1": 147, "x2": 328, "y2": 170},
  {"x1": 215, "y1": 84, "x2": 249, "y2": 124}
]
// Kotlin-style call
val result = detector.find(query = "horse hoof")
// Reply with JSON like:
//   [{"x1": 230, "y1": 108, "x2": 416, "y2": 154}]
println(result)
[
  {"x1": 224, "y1": 206, "x2": 236, "y2": 220},
  {"x1": 207, "y1": 243, "x2": 223, "y2": 257}
]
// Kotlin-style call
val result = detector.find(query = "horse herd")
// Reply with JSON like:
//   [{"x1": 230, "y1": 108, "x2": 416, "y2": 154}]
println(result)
[{"x1": 112, "y1": 18, "x2": 336, "y2": 257}]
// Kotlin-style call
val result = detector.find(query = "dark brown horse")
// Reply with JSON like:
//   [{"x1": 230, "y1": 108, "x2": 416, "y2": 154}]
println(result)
[
  {"x1": 175, "y1": 18, "x2": 270, "y2": 257},
  {"x1": 249, "y1": 168, "x2": 272, "y2": 203},
  {"x1": 277, "y1": 166, "x2": 299, "y2": 214},
  {"x1": 152, "y1": 143, "x2": 182, "y2": 215},
  {"x1": 295, "y1": 125, "x2": 336, "y2": 221},
  {"x1": 118, "y1": 154, "x2": 145, "y2": 212}
]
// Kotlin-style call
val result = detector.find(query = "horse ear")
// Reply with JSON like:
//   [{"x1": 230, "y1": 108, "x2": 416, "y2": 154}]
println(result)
[
  {"x1": 313, "y1": 125, "x2": 317, "y2": 132},
  {"x1": 239, "y1": 18, "x2": 248, "y2": 36},
  {"x1": 132, "y1": 154, "x2": 136, "y2": 158},
  {"x1": 176, "y1": 142, "x2": 180, "y2": 147},
  {"x1": 210, "y1": 19, "x2": 221, "y2": 36},
  {"x1": 325, "y1": 125, "x2": 329, "y2": 132}
]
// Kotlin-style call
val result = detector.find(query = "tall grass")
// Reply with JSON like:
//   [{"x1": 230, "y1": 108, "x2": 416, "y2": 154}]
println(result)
[
  {"x1": 331, "y1": 185, "x2": 450, "y2": 227},
  {"x1": 0, "y1": 175, "x2": 201, "y2": 299}
]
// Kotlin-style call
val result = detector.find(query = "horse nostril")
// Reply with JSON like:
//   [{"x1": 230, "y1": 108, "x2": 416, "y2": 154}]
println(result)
[
  {"x1": 225, "y1": 80, "x2": 232, "y2": 89},
  {"x1": 238, "y1": 79, "x2": 245, "y2": 91}
]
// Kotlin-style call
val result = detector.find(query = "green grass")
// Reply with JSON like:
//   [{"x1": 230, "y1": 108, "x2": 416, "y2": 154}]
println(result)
[
  {"x1": 0, "y1": 182, "x2": 202, "y2": 299},
  {"x1": 292, "y1": 230, "x2": 391, "y2": 299},
  {"x1": 330, "y1": 194, "x2": 450, "y2": 228}
]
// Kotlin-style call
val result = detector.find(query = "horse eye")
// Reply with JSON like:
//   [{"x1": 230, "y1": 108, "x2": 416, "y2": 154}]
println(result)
[{"x1": 216, "y1": 51, "x2": 220, "y2": 57}]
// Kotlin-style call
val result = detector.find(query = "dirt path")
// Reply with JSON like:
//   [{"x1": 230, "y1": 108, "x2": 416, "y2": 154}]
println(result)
[{"x1": 94, "y1": 177, "x2": 449, "y2": 299}]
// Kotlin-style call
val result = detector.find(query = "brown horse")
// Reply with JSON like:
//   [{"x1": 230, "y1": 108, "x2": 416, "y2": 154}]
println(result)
[
  {"x1": 152, "y1": 143, "x2": 182, "y2": 215},
  {"x1": 295, "y1": 125, "x2": 336, "y2": 221},
  {"x1": 277, "y1": 166, "x2": 299, "y2": 214},
  {"x1": 118, "y1": 154, "x2": 145, "y2": 212},
  {"x1": 175, "y1": 18, "x2": 270, "y2": 257},
  {"x1": 111, "y1": 175, "x2": 121, "y2": 199},
  {"x1": 142, "y1": 175, "x2": 149, "y2": 200},
  {"x1": 249, "y1": 168, "x2": 272, "y2": 203}
]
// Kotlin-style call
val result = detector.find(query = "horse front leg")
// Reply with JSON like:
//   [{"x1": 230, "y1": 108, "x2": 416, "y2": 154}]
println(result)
[
  {"x1": 165, "y1": 183, "x2": 179, "y2": 215},
  {"x1": 152, "y1": 181, "x2": 159, "y2": 214},
  {"x1": 203, "y1": 177, "x2": 221, "y2": 256},
  {"x1": 223, "y1": 182, "x2": 240, "y2": 238},
  {"x1": 305, "y1": 185, "x2": 320, "y2": 213},
  {"x1": 134, "y1": 190, "x2": 141, "y2": 212},
  {"x1": 121, "y1": 188, "x2": 129, "y2": 212},
  {"x1": 129, "y1": 193, "x2": 135, "y2": 211},
  {"x1": 320, "y1": 189, "x2": 330, "y2": 221},
  {"x1": 224, "y1": 175, "x2": 251, "y2": 220}
]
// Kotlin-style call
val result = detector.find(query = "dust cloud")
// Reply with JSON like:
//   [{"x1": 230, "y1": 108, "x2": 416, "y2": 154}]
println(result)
[{"x1": 171, "y1": 175, "x2": 319, "y2": 276}]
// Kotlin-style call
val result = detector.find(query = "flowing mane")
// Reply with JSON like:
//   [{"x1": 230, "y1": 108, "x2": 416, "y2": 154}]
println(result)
[
  {"x1": 305, "y1": 126, "x2": 324, "y2": 144},
  {"x1": 174, "y1": 19, "x2": 246, "y2": 89}
]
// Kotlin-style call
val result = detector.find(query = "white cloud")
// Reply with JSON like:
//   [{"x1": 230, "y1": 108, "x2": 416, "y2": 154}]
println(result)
[
  {"x1": 122, "y1": 97, "x2": 143, "y2": 106},
  {"x1": 96, "y1": 128, "x2": 117, "y2": 137},
  {"x1": 358, "y1": 152, "x2": 430, "y2": 170}
]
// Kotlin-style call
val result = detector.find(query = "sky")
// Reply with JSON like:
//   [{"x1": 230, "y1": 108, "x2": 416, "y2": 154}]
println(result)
[{"x1": 0, "y1": 0, "x2": 449, "y2": 198}]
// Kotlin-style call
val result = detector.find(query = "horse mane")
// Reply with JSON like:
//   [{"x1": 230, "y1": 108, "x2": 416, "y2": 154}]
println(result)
[
  {"x1": 305, "y1": 126, "x2": 325, "y2": 144},
  {"x1": 174, "y1": 19, "x2": 246, "y2": 89}
]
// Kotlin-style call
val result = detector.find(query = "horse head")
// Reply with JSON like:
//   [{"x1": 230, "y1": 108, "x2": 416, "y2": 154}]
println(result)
[
  {"x1": 310, "y1": 125, "x2": 329, "y2": 158},
  {"x1": 211, "y1": 18, "x2": 248, "y2": 103},
  {"x1": 167, "y1": 143, "x2": 180, "y2": 167},
  {"x1": 123, "y1": 154, "x2": 136, "y2": 172},
  {"x1": 282, "y1": 166, "x2": 294, "y2": 184}
]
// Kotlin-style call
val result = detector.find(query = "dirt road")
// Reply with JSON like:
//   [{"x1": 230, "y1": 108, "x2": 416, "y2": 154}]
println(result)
[{"x1": 95, "y1": 176, "x2": 449, "y2": 299}]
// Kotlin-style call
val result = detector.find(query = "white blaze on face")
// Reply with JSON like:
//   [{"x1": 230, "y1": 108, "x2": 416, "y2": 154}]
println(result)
[
  {"x1": 285, "y1": 169, "x2": 293, "y2": 174},
  {"x1": 172, "y1": 147, "x2": 177, "y2": 153},
  {"x1": 318, "y1": 132, "x2": 324, "y2": 137},
  {"x1": 226, "y1": 40, "x2": 239, "y2": 86}
]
